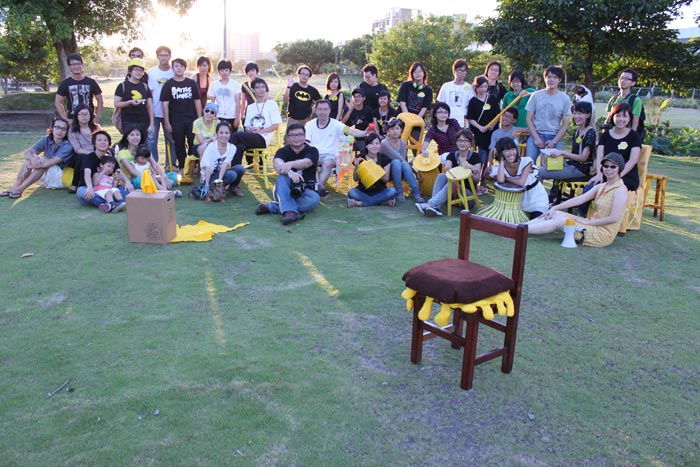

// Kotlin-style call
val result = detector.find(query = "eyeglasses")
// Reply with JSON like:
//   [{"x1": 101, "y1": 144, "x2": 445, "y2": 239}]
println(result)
[
  {"x1": 287, "y1": 132, "x2": 305, "y2": 138},
  {"x1": 204, "y1": 109, "x2": 217, "y2": 114},
  {"x1": 53, "y1": 125, "x2": 68, "y2": 131},
  {"x1": 602, "y1": 164, "x2": 618, "y2": 169},
  {"x1": 456, "y1": 139, "x2": 472, "y2": 144},
  {"x1": 130, "y1": 53, "x2": 143, "y2": 58},
  {"x1": 619, "y1": 76, "x2": 633, "y2": 81},
  {"x1": 69, "y1": 62, "x2": 83, "y2": 67}
]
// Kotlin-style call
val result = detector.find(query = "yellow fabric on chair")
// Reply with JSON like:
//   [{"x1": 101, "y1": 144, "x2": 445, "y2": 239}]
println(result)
[{"x1": 402, "y1": 287, "x2": 514, "y2": 326}]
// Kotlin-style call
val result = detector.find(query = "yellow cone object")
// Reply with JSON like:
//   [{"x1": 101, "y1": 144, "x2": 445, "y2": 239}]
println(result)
[{"x1": 141, "y1": 168, "x2": 157, "y2": 193}]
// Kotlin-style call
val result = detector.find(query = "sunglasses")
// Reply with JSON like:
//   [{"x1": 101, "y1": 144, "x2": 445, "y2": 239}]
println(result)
[
  {"x1": 204, "y1": 109, "x2": 217, "y2": 114},
  {"x1": 602, "y1": 164, "x2": 618, "y2": 169}
]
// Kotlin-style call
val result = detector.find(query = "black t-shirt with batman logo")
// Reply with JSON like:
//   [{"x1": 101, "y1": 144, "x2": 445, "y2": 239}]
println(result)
[{"x1": 287, "y1": 83, "x2": 321, "y2": 120}]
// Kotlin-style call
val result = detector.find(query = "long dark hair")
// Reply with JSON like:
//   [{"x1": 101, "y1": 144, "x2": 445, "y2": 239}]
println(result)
[
  {"x1": 70, "y1": 104, "x2": 97, "y2": 133},
  {"x1": 117, "y1": 125, "x2": 144, "y2": 150}
]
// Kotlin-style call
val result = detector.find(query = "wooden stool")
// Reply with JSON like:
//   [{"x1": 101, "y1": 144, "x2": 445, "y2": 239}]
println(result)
[
  {"x1": 643, "y1": 173, "x2": 668, "y2": 221},
  {"x1": 553, "y1": 179, "x2": 589, "y2": 209},
  {"x1": 478, "y1": 182, "x2": 528, "y2": 224},
  {"x1": 446, "y1": 167, "x2": 480, "y2": 216}
]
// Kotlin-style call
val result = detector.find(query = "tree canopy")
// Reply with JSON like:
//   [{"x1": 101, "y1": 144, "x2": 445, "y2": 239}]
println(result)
[
  {"x1": 478, "y1": 0, "x2": 700, "y2": 94},
  {"x1": 368, "y1": 16, "x2": 485, "y2": 97},
  {"x1": 0, "y1": 0, "x2": 195, "y2": 80},
  {"x1": 341, "y1": 34, "x2": 375, "y2": 69},
  {"x1": 274, "y1": 39, "x2": 336, "y2": 74}
]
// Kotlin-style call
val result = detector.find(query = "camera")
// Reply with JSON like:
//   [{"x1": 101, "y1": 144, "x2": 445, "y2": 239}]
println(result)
[
  {"x1": 290, "y1": 181, "x2": 305, "y2": 198},
  {"x1": 599, "y1": 122, "x2": 613, "y2": 131}
]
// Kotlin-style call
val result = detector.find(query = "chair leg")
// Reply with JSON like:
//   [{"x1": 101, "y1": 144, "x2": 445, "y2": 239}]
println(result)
[
  {"x1": 451, "y1": 308, "x2": 464, "y2": 349},
  {"x1": 410, "y1": 296, "x2": 426, "y2": 364},
  {"x1": 460, "y1": 314, "x2": 480, "y2": 390},
  {"x1": 501, "y1": 312, "x2": 520, "y2": 374}
]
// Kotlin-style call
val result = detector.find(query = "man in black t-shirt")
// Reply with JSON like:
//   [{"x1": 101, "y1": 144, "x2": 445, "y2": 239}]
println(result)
[
  {"x1": 342, "y1": 88, "x2": 373, "y2": 152},
  {"x1": 255, "y1": 123, "x2": 320, "y2": 225},
  {"x1": 55, "y1": 53, "x2": 103, "y2": 123},
  {"x1": 283, "y1": 65, "x2": 322, "y2": 126},
  {"x1": 160, "y1": 58, "x2": 202, "y2": 170},
  {"x1": 358, "y1": 64, "x2": 388, "y2": 112}
]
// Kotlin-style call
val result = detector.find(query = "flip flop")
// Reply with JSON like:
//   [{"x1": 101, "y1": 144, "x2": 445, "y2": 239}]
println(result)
[
  {"x1": 0, "y1": 191, "x2": 11, "y2": 197},
  {"x1": 8, "y1": 192, "x2": 22, "y2": 199}
]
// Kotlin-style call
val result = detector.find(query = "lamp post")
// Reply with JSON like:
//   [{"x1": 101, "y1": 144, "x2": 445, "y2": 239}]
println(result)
[{"x1": 223, "y1": 0, "x2": 228, "y2": 59}]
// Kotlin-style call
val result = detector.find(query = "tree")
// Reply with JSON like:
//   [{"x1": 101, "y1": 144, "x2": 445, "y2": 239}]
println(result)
[
  {"x1": 0, "y1": 8, "x2": 57, "y2": 90},
  {"x1": 478, "y1": 0, "x2": 700, "y2": 94},
  {"x1": 341, "y1": 34, "x2": 375, "y2": 69},
  {"x1": 0, "y1": 0, "x2": 195, "y2": 80},
  {"x1": 368, "y1": 16, "x2": 484, "y2": 97},
  {"x1": 274, "y1": 39, "x2": 336, "y2": 74}
]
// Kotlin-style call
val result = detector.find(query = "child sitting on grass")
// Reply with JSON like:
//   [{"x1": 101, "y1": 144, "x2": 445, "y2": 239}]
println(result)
[
  {"x1": 92, "y1": 155, "x2": 127, "y2": 213},
  {"x1": 126, "y1": 144, "x2": 179, "y2": 192}
]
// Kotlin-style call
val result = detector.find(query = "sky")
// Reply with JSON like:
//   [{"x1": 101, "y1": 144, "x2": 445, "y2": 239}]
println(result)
[{"x1": 135, "y1": 0, "x2": 700, "y2": 59}]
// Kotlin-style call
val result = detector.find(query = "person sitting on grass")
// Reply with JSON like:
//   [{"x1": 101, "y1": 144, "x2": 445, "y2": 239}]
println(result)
[
  {"x1": 415, "y1": 129, "x2": 481, "y2": 217},
  {"x1": 347, "y1": 133, "x2": 397, "y2": 208},
  {"x1": 378, "y1": 118, "x2": 424, "y2": 203},
  {"x1": 527, "y1": 152, "x2": 629, "y2": 247},
  {"x1": 67, "y1": 103, "x2": 100, "y2": 193},
  {"x1": 486, "y1": 136, "x2": 549, "y2": 219},
  {"x1": 1, "y1": 117, "x2": 74, "y2": 200},
  {"x1": 77, "y1": 131, "x2": 133, "y2": 208},
  {"x1": 420, "y1": 102, "x2": 462, "y2": 158},
  {"x1": 117, "y1": 126, "x2": 180, "y2": 195},
  {"x1": 197, "y1": 121, "x2": 245, "y2": 198},
  {"x1": 92, "y1": 155, "x2": 127, "y2": 213}
]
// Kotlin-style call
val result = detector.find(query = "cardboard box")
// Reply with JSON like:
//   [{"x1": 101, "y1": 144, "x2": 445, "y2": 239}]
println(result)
[{"x1": 126, "y1": 190, "x2": 177, "y2": 244}]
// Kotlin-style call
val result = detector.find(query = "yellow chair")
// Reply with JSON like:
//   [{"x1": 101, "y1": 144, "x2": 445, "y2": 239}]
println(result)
[
  {"x1": 180, "y1": 155, "x2": 200, "y2": 184},
  {"x1": 397, "y1": 112, "x2": 425, "y2": 155},
  {"x1": 445, "y1": 167, "x2": 481, "y2": 216},
  {"x1": 243, "y1": 126, "x2": 283, "y2": 190},
  {"x1": 620, "y1": 144, "x2": 652, "y2": 233}
]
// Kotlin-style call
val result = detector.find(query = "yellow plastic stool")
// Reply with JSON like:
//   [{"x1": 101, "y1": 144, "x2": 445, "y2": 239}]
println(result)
[
  {"x1": 446, "y1": 167, "x2": 481, "y2": 216},
  {"x1": 643, "y1": 173, "x2": 668, "y2": 221}
]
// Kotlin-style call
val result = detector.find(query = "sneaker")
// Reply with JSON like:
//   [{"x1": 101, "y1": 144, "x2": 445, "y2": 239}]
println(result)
[
  {"x1": 111, "y1": 201, "x2": 126, "y2": 213},
  {"x1": 414, "y1": 202, "x2": 427, "y2": 214},
  {"x1": 397, "y1": 194, "x2": 406, "y2": 202},
  {"x1": 318, "y1": 187, "x2": 329, "y2": 197},
  {"x1": 255, "y1": 203, "x2": 270, "y2": 215},
  {"x1": 230, "y1": 186, "x2": 244, "y2": 197},
  {"x1": 477, "y1": 186, "x2": 488, "y2": 195},
  {"x1": 413, "y1": 194, "x2": 425, "y2": 203},
  {"x1": 99, "y1": 202, "x2": 112, "y2": 213},
  {"x1": 425, "y1": 206, "x2": 443, "y2": 217},
  {"x1": 281, "y1": 211, "x2": 301, "y2": 225},
  {"x1": 173, "y1": 189, "x2": 183, "y2": 198}
]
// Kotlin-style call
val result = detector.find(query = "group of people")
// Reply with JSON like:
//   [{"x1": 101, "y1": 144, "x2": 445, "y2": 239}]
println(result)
[{"x1": 2, "y1": 48, "x2": 647, "y2": 244}]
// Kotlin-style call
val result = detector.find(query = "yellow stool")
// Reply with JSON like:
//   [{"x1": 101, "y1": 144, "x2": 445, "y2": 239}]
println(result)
[
  {"x1": 180, "y1": 155, "x2": 200, "y2": 184},
  {"x1": 478, "y1": 181, "x2": 528, "y2": 224},
  {"x1": 446, "y1": 167, "x2": 481, "y2": 216},
  {"x1": 643, "y1": 173, "x2": 668, "y2": 221}
]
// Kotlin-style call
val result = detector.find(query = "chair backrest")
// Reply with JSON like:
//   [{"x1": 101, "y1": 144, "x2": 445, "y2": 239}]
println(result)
[
  {"x1": 457, "y1": 211, "x2": 528, "y2": 304},
  {"x1": 637, "y1": 144, "x2": 652, "y2": 191},
  {"x1": 397, "y1": 112, "x2": 426, "y2": 150}
]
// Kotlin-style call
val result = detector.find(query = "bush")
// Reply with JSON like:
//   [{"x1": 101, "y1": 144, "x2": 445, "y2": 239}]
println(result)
[
  {"x1": 647, "y1": 121, "x2": 700, "y2": 157},
  {"x1": 0, "y1": 92, "x2": 55, "y2": 111}
]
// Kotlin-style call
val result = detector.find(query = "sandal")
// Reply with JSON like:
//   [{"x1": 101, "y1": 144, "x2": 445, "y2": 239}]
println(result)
[
  {"x1": 383, "y1": 198, "x2": 396, "y2": 207},
  {"x1": 8, "y1": 192, "x2": 22, "y2": 199},
  {"x1": 0, "y1": 190, "x2": 11, "y2": 197}
]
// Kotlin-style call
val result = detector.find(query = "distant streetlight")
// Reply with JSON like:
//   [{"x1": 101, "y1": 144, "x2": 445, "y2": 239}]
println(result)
[{"x1": 223, "y1": 0, "x2": 228, "y2": 59}]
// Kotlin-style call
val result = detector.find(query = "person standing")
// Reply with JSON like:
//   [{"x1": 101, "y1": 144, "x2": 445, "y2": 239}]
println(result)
[
  {"x1": 437, "y1": 59, "x2": 474, "y2": 128},
  {"x1": 398, "y1": 61, "x2": 433, "y2": 118},
  {"x1": 161, "y1": 58, "x2": 202, "y2": 171},
  {"x1": 208, "y1": 59, "x2": 242, "y2": 134},
  {"x1": 524, "y1": 65, "x2": 571, "y2": 162},
  {"x1": 283, "y1": 65, "x2": 322, "y2": 127},
  {"x1": 341, "y1": 88, "x2": 373, "y2": 153},
  {"x1": 604, "y1": 68, "x2": 645, "y2": 141},
  {"x1": 55, "y1": 53, "x2": 103, "y2": 124},
  {"x1": 147, "y1": 46, "x2": 175, "y2": 162},
  {"x1": 113, "y1": 58, "x2": 153, "y2": 138},
  {"x1": 240, "y1": 62, "x2": 261, "y2": 123},
  {"x1": 358, "y1": 64, "x2": 388, "y2": 112}
]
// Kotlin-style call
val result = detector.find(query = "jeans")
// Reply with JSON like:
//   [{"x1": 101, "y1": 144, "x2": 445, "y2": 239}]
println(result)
[
  {"x1": 147, "y1": 117, "x2": 175, "y2": 164},
  {"x1": 348, "y1": 187, "x2": 397, "y2": 206},
  {"x1": 207, "y1": 164, "x2": 245, "y2": 188},
  {"x1": 526, "y1": 132, "x2": 563, "y2": 162},
  {"x1": 268, "y1": 174, "x2": 320, "y2": 214},
  {"x1": 427, "y1": 173, "x2": 476, "y2": 210},
  {"x1": 390, "y1": 159, "x2": 420, "y2": 198},
  {"x1": 76, "y1": 185, "x2": 128, "y2": 207}
]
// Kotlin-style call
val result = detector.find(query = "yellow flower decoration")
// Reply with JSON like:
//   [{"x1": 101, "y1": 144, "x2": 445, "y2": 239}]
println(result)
[
  {"x1": 331, "y1": 95, "x2": 338, "y2": 101},
  {"x1": 483, "y1": 103, "x2": 491, "y2": 110},
  {"x1": 618, "y1": 141, "x2": 629, "y2": 151},
  {"x1": 417, "y1": 92, "x2": 425, "y2": 98},
  {"x1": 575, "y1": 136, "x2": 582, "y2": 143}
]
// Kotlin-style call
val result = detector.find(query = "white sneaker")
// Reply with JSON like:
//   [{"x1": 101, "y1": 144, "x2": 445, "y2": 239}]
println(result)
[
  {"x1": 425, "y1": 206, "x2": 443, "y2": 217},
  {"x1": 173, "y1": 189, "x2": 183, "y2": 198},
  {"x1": 414, "y1": 202, "x2": 426, "y2": 214}
]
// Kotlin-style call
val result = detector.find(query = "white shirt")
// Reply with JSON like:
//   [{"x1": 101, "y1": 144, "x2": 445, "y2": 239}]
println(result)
[
  {"x1": 208, "y1": 79, "x2": 242, "y2": 119},
  {"x1": 148, "y1": 67, "x2": 174, "y2": 118},
  {"x1": 437, "y1": 81, "x2": 474, "y2": 128},
  {"x1": 305, "y1": 118, "x2": 347, "y2": 157},
  {"x1": 244, "y1": 99, "x2": 282, "y2": 146}
]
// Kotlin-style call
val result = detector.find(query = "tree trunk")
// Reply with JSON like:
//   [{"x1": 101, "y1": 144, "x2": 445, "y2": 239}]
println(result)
[
  {"x1": 55, "y1": 33, "x2": 79, "y2": 81},
  {"x1": 583, "y1": 66, "x2": 595, "y2": 99}
]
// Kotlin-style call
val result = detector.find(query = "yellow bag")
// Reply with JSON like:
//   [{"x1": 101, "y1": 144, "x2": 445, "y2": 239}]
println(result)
[{"x1": 141, "y1": 168, "x2": 157, "y2": 193}]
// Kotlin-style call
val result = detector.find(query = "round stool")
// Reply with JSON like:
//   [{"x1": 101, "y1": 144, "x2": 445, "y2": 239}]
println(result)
[{"x1": 478, "y1": 181, "x2": 528, "y2": 224}]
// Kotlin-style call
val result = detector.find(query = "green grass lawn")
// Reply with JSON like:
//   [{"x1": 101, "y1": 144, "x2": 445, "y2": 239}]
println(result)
[{"x1": 1, "y1": 127, "x2": 699, "y2": 465}]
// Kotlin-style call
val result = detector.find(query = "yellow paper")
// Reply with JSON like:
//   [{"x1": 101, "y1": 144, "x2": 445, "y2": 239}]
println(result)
[
  {"x1": 546, "y1": 156, "x2": 564, "y2": 171},
  {"x1": 141, "y1": 168, "x2": 157, "y2": 193}
]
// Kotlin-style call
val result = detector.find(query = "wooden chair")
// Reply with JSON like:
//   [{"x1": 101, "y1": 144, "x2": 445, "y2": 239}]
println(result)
[
  {"x1": 643, "y1": 173, "x2": 668, "y2": 221},
  {"x1": 620, "y1": 144, "x2": 652, "y2": 233},
  {"x1": 402, "y1": 212, "x2": 528, "y2": 390}
]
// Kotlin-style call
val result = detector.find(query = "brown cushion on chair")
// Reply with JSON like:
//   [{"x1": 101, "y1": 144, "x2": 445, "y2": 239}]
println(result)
[{"x1": 402, "y1": 258, "x2": 515, "y2": 304}]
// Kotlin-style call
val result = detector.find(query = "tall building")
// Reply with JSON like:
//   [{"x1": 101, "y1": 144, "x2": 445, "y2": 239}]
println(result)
[
  {"x1": 228, "y1": 32, "x2": 260, "y2": 62},
  {"x1": 371, "y1": 8, "x2": 423, "y2": 35}
]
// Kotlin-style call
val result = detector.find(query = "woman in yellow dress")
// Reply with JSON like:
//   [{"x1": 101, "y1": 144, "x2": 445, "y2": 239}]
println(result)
[{"x1": 526, "y1": 152, "x2": 628, "y2": 247}]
